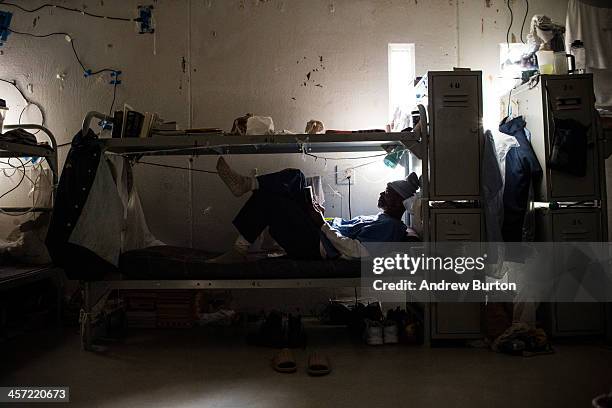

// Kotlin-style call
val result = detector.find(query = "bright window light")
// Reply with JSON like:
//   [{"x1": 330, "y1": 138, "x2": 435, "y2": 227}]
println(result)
[{"x1": 388, "y1": 43, "x2": 416, "y2": 130}]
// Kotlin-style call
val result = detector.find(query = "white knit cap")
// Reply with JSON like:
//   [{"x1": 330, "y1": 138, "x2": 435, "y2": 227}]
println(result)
[{"x1": 388, "y1": 172, "x2": 420, "y2": 199}]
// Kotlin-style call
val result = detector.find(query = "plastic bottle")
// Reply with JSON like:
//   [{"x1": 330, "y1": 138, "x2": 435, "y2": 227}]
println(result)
[{"x1": 570, "y1": 40, "x2": 586, "y2": 74}]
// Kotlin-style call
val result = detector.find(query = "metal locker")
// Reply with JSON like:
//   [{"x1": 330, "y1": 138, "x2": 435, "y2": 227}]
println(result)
[
  {"x1": 421, "y1": 71, "x2": 483, "y2": 200},
  {"x1": 535, "y1": 208, "x2": 605, "y2": 337},
  {"x1": 430, "y1": 209, "x2": 484, "y2": 339},
  {"x1": 508, "y1": 74, "x2": 599, "y2": 201}
]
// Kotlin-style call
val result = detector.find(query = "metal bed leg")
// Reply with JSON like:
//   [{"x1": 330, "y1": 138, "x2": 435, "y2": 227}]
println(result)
[
  {"x1": 54, "y1": 275, "x2": 62, "y2": 327},
  {"x1": 81, "y1": 281, "x2": 93, "y2": 351}
]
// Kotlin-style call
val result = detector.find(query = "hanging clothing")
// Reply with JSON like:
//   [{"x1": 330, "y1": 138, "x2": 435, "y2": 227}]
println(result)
[
  {"x1": 499, "y1": 116, "x2": 542, "y2": 243},
  {"x1": 565, "y1": 0, "x2": 612, "y2": 70},
  {"x1": 305, "y1": 175, "x2": 325, "y2": 206},
  {"x1": 566, "y1": 0, "x2": 612, "y2": 108},
  {"x1": 46, "y1": 130, "x2": 163, "y2": 280},
  {"x1": 481, "y1": 130, "x2": 504, "y2": 243},
  {"x1": 548, "y1": 117, "x2": 590, "y2": 177}
]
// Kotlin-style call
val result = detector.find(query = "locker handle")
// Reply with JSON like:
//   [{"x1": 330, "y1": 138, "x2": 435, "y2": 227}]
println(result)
[
  {"x1": 555, "y1": 97, "x2": 582, "y2": 110},
  {"x1": 560, "y1": 229, "x2": 589, "y2": 234}
]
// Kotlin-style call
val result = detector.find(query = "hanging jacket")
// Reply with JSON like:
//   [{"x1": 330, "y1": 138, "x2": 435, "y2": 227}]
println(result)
[
  {"x1": 46, "y1": 131, "x2": 163, "y2": 281},
  {"x1": 499, "y1": 116, "x2": 543, "y2": 243},
  {"x1": 46, "y1": 130, "x2": 118, "y2": 280},
  {"x1": 549, "y1": 117, "x2": 590, "y2": 177},
  {"x1": 481, "y1": 130, "x2": 504, "y2": 243}
]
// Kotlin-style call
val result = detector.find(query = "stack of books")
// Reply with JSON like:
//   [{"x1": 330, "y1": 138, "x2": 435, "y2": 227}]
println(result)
[{"x1": 111, "y1": 104, "x2": 179, "y2": 138}]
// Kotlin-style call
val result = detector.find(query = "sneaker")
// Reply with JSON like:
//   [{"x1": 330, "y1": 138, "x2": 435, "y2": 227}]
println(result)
[
  {"x1": 491, "y1": 322, "x2": 530, "y2": 354},
  {"x1": 383, "y1": 321, "x2": 399, "y2": 344},
  {"x1": 364, "y1": 319, "x2": 384, "y2": 346}
]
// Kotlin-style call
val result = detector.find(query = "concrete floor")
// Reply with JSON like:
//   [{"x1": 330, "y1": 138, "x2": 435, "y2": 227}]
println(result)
[{"x1": 1, "y1": 323, "x2": 611, "y2": 408}]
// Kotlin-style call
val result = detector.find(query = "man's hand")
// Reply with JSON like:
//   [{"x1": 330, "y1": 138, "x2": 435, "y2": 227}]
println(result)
[{"x1": 307, "y1": 201, "x2": 326, "y2": 228}]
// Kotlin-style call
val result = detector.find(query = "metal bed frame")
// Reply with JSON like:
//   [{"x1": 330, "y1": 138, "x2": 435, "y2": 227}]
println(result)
[
  {"x1": 0, "y1": 124, "x2": 62, "y2": 327},
  {"x1": 78, "y1": 105, "x2": 431, "y2": 350},
  {"x1": 0, "y1": 124, "x2": 58, "y2": 213}
]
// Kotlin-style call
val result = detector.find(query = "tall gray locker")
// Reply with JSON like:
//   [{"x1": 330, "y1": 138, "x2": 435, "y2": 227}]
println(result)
[
  {"x1": 429, "y1": 209, "x2": 484, "y2": 339},
  {"x1": 416, "y1": 71, "x2": 483, "y2": 200},
  {"x1": 535, "y1": 208, "x2": 606, "y2": 337},
  {"x1": 509, "y1": 74, "x2": 599, "y2": 202}
]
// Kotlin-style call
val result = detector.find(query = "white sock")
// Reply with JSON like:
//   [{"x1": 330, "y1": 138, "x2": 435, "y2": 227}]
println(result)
[{"x1": 217, "y1": 157, "x2": 254, "y2": 197}]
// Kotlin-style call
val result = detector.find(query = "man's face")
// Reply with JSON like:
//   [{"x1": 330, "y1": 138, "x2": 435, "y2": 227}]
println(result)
[{"x1": 378, "y1": 185, "x2": 404, "y2": 213}]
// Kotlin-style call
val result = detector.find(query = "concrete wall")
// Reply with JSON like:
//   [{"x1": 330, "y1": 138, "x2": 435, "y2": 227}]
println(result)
[{"x1": 0, "y1": 0, "x2": 571, "y2": 310}]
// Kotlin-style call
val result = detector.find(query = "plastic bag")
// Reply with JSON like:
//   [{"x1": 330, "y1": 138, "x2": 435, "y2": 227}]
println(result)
[{"x1": 246, "y1": 116, "x2": 274, "y2": 135}]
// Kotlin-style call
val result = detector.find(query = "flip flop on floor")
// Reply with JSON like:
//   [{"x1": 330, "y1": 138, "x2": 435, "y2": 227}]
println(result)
[
  {"x1": 272, "y1": 348, "x2": 297, "y2": 373},
  {"x1": 307, "y1": 352, "x2": 331, "y2": 376}
]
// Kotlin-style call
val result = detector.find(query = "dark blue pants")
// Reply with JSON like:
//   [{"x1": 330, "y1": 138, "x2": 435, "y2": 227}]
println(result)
[{"x1": 232, "y1": 169, "x2": 323, "y2": 259}]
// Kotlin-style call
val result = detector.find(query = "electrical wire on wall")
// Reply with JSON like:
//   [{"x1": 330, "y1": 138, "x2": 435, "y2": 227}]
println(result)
[
  {"x1": 128, "y1": 149, "x2": 408, "y2": 221},
  {"x1": 520, "y1": 0, "x2": 529, "y2": 44},
  {"x1": 506, "y1": 0, "x2": 514, "y2": 45},
  {"x1": 0, "y1": 157, "x2": 48, "y2": 216},
  {"x1": 0, "y1": 3, "x2": 131, "y2": 138},
  {"x1": 7, "y1": 29, "x2": 120, "y2": 78},
  {"x1": 0, "y1": 78, "x2": 45, "y2": 133},
  {"x1": 347, "y1": 175, "x2": 352, "y2": 219},
  {"x1": 0, "y1": 2, "x2": 137, "y2": 22}
]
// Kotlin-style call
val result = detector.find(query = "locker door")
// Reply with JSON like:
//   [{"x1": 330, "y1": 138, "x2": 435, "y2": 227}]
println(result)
[
  {"x1": 431, "y1": 211, "x2": 484, "y2": 339},
  {"x1": 431, "y1": 75, "x2": 481, "y2": 199},
  {"x1": 550, "y1": 210, "x2": 604, "y2": 336},
  {"x1": 545, "y1": 77, "x2": 598, "y2": 199}
]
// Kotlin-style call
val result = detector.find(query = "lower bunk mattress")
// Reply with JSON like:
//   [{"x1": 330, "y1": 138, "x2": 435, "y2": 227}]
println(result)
[{"x1": 119, "y1": 246, "x2": 361, "y2": 280}]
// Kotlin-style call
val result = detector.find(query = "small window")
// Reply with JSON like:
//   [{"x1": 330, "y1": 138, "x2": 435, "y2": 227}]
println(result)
[{"x1": 388, "y1": 43, "x2": 416, "y2": 131}]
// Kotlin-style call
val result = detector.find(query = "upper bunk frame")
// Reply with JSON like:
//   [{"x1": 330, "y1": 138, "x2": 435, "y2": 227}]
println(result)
[
  {"x1": 0, "y1": 124, "x2": 58, "y2": 214},
  {"x1": 85, "y1": 105, "x2": 427, "y2": 158}
]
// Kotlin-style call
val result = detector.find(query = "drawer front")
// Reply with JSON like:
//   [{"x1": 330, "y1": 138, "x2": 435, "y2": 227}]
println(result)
[
  {"x1": 552, "y1": 211, "x2": 600, "y2": 242},
  {"x1": 553, "y1": 303, "x2": 604, "y2": 336},
  {"x1": 432, "y1": 303, "x2": 483, "y2": 337},
  {"x1": 433, "y1": 212, "x2": 482, "y2": 242}
]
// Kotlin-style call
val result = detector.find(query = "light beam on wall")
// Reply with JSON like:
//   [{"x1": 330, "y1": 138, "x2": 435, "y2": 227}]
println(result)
[{"x1": 388, "y1": 43, "x2": 416, "y2": 128}]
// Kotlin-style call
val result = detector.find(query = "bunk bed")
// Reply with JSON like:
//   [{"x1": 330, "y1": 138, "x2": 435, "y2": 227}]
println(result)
[
  {"x1": 76, "y1": 106, "x2": 430, "y2": 350},
  {"x1": 0, "y1": 124, "x2": 61, "y2": 325}
]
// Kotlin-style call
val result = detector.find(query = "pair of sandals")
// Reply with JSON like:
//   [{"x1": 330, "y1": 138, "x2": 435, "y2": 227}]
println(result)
[{"x1": 272, "y1": 348, "x2": 331, "y2": 376}]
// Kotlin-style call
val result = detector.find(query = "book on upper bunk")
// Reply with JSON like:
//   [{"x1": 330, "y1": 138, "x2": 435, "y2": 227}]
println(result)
[
  {"x1": 114, "y1": 105, "x2": 164, "y2": 138},
  {"x1": 124, "y1": 111, "x2": 144, "y2": 138},
  {"x1": 111, "y1": 111, "x2": 123, "y2": 138},
  {"x1": 138, "y1": 112, "x2": 158, "y2": 138}
]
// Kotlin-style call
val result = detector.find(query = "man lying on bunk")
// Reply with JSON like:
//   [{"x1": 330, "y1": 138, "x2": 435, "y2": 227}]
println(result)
[{"x1": 208, "y1": 157, "x2": 420, "y2": 263}]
